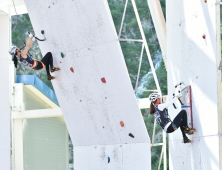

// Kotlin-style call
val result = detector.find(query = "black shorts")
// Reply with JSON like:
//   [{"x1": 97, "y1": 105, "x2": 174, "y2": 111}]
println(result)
[{"x1": 34, "y1": 61, "x2": 44, "y2": 70}]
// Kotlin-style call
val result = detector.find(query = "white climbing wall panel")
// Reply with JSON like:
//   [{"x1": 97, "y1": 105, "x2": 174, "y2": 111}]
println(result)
[
  {"x1": 24, "y1": 0, "x2": 151, "y2": 169},
  {"x1": 0, "y1": 14, "x2": 10, "y2": 170},
  {"x1": 167, "y1": 0, "x2": 220, "y2": 169},
  {"x1": 74, "y1": 143, "x2": 150, "y2": 170}
]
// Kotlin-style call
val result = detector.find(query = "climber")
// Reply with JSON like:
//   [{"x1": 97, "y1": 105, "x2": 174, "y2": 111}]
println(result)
[
  {"x1": 149, "y1": 93, "x2": 196, "y2": 143},
  {"x1": 8, "y1": 32, "x2": 60, "y2": 80}
]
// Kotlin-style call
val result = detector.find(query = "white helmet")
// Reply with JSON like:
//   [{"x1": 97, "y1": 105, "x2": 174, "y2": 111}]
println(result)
[
  {"x1": 149, "y1": 93, "x2": 161, "y2": 103},
  {"x1": 9, "y1": 46, "x2": 17, "y2": 55}
]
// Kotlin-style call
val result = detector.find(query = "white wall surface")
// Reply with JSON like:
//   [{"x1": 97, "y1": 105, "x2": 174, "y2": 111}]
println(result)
[
  {"x1": 74, "y1": 143, "x2": 151, "y2": 170},
  {"x1": 167, "y1": 0, "x2": 220, "y2": 169},
  {"x1": 0, "y1": 15, "x2": 11, "y2": 170},
  {"x1": 24, "y1": 0, "x2": 150, "y2": 169}
]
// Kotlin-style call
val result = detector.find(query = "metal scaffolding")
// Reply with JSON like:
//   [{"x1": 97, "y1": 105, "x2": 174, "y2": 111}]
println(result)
[{"x1": 117, "y1": 0, "x2": 167, "y2": 169}]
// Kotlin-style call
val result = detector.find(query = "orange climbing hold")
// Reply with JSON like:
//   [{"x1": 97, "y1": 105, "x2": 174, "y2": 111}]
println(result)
[
  {"x1": 120, "y1": 121, "x2": 124, "y2": 127},
  {"x1": 204, "y1": 0, "x2": 207, "y2": 3},
  {"x1": 101, "y1": 77, "x2": 106, "y2": 83},
  {"x1": 70, "y1": 67, "x2": 74, "y2": 73}
]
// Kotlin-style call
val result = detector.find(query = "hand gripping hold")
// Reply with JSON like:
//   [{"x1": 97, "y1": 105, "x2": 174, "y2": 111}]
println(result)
[
  {"x1": 172, "y1": 81, "x2": 186, "y2": 109},
  {"x1": 28, "y1": 30, "x2": 46, "y2": 41}
]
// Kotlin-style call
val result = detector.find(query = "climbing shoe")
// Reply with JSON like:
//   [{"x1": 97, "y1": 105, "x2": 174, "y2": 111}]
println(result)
[
  {"x1": 183, "y1": 136, "x2": 191, "y2": 143},
  {"x1": 183, "y1": 126, "x2": 196, "y2": 134},
  {"x1": 48, "y1": 75, "x2": 55, "y2": 80},
  {"x1": 51, "y1": 66, "x2": 60, "y2": 73}
]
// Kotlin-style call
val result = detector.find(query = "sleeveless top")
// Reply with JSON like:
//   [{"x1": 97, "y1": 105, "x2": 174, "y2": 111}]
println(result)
[
  {"x1": 20, "y1": 54, "x2": 45, "y2": 70},
  {"x1": 154, "y1": 105, "x2": 171, "y2": 130}
]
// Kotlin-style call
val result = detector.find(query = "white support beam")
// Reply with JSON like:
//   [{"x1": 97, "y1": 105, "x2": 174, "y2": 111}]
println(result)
[
  {"x1": 0, "y1": 13, "x2": 11, "y2": 170},
  {"x1": 11, "y1": 108, "x2": 63, "y2": 170},
  {"x1": 0, "y1": 0, "x2": 27, "y2": 15},
  {"x1": 131, "y1": 0, "x2": 162, "y2": 97},
  {"x1": 137, "y1": 98, "x2": 150, "y2": 109},
  {"x1": 147, "y1": 0, "x2": 167, "y2": 69},
  {"x1": 135, "y1": 43, "x2": 145, "y2": 91},
  {"x1": 151, "y1": 143, "x2": 163, "y2": 147},
  {"x1": 12, "y1": 108, "x2": 62, "y2": 119},
  {"x1": 25, "y1": 85, "x2": 59, "y2": 108},
  {"x1": 11, "y1": 83, "x2": 24, "y2": 112},
  {"x1": 118, "y1": 0, "x2": 128, "y2": 39},
  {"x1": 152, "y1": 119, "x2": 156, "y2": 144},
  {"x1": 158, "y1": 146, "x2": 164, "y2": 170},
  {"x1": 119, "y1": 38, "x2": 143, "y2": 42},
  {"x1": 12, "y1": 119, "x2": 24, "y2": 170},
  {"x1": 136, "y1": 89, "x2": 159, "y2": 92}
]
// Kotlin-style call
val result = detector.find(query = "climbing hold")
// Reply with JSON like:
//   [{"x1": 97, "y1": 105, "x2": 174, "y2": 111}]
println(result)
[
  {"x1": 202, "y1": 34, "x2": 206, "y2": 39},
  {"x1": 101, "y1": 77, "x2": 106, "y2": 83},
  {"x1": 60, "y1": 61, "x2": 62, "y2": 63},
  {"x1": 61, "y1": 52, "x2": 65, "y2": 58},
  {"x1": 108, "y1": 157, "x2": 110, "y2": 163},
  {"x1": 129, "y1": 133, "x2": 134, "y2": 138},
  {"x1": 204, "y1": 0, "x2": 207, "y2": 3},
  {"x1": 41, "y1": 30, "x2": 44, "y2": 34},
  {"x1": 120, "y1": 121, "x2": 124, "y2": 127},
  {"x1": 70, "y1": 67, "x2": 74, "y2": 73}
]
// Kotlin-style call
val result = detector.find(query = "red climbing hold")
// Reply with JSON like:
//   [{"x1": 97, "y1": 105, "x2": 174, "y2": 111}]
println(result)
[
  {"x1": 204, "y1": 0, "x2": 207, "y2": 3},
  {"x1": 120, "y1": 121, "x2": 124, "y2": 127},
  {"x1": 101, "y1": 77, "x2": 106, "y2": 83},
  {"x1": 70, "y1": 67, "x2": 74, "y2": 73},
  {"x1": 202, "y1": 34, "x2": 206, "y2": 39}
]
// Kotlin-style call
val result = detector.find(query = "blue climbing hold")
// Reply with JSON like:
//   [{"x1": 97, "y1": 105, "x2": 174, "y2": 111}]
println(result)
[
  {"x1": 108, "y1": 157, "x2": 110, "y2": 163},
  {"x1": 181, "y1": 105, "x2": 190, "y2": 108}
]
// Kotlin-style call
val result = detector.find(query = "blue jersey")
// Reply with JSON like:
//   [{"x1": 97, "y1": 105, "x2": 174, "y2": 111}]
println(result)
[{"x1": 154, "y1": 106, "x2": 171, "y2": 129}]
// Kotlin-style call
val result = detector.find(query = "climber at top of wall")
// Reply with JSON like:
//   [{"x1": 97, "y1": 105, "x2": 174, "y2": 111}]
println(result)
[
  {"x1": 149, "y1": 93, "x2": 196, "y2": 143},
  {"x1": 8, "y1": 32, "x2": 60, "y2": 80}
]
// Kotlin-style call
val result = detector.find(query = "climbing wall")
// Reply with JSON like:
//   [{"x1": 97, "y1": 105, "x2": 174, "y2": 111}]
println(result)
[
  {"x1": 24, "y1": 0, "x2": 151, "y2": 169},
  {"x1": 167, "y1": 0, "x2": 220, "y2": 169},
  {"x1": 0, "y1": 15, "x2": 10, "y2": 170}
]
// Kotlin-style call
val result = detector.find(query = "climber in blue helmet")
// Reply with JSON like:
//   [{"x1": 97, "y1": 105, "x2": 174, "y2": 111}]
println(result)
[
  {"x1": 149, "y1": 93, "x2": 196, "y2": 143},
  {"x1": 9, "y1": 32, "x2": 60, "y2": 80}
]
